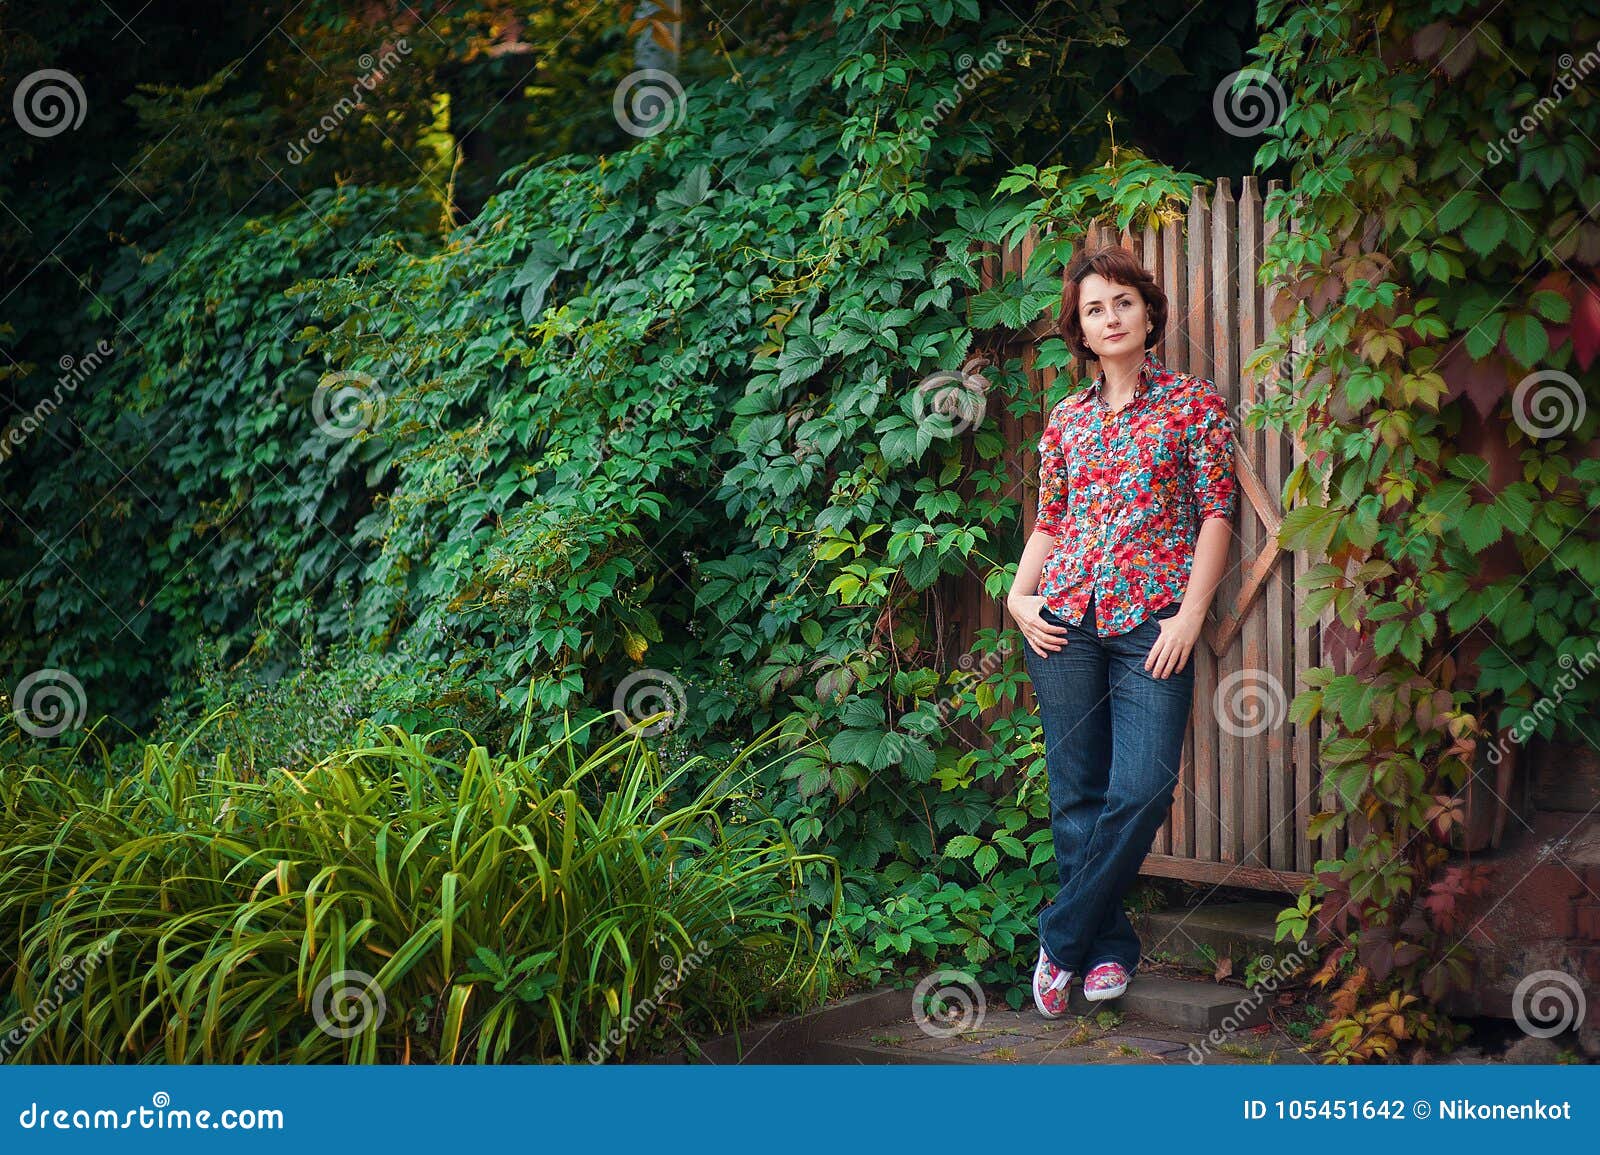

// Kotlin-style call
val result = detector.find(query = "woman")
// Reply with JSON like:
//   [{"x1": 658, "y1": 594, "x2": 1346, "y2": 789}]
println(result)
[{"x1": 1006, "y1": 244, "x2": 1237, "y2": 1016}]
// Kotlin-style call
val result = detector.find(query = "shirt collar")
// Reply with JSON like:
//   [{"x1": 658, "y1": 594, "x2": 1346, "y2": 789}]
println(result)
[{"x1": 1080, "y1": 348, "x2": 1163, "y2": 409}]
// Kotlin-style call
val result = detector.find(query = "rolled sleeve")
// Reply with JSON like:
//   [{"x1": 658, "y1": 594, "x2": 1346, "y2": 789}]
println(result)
[
  {"x1": 1188, "y1": 381, "x2": 1237, "y2": 523},
  {"x1": 1034, "y1": 416, "x2": 1068, "y2": 538}
]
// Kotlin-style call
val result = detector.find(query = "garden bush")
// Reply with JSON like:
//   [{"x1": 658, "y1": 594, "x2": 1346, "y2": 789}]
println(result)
[{"x1": 0, "y1": 714, "x2": 833, "y2": 1062}]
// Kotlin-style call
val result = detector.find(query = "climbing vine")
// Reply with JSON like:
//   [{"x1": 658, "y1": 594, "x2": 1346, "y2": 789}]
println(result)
[{"x1": 1250, "y1": 0, "x2": 1600, "y2": 1060}]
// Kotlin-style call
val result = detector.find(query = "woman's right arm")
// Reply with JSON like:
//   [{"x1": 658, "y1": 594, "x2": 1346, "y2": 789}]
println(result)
[{"x1": 1007, "y1": 418, "x2": 1072, "y2": 657}]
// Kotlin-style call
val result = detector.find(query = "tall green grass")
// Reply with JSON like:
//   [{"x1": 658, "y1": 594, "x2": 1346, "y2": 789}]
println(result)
[{"x1": 0, "y1": 712, "x2": 835, "y2": 1063}]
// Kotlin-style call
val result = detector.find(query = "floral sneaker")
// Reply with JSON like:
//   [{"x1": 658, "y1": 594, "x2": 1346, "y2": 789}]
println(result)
[
  {"x1": 1032, "y1": 946, "x2": 1074, "y2": 1018},
  {"x1": 1082, "y1": 960, "x2": 1130, "y2": 1002}
]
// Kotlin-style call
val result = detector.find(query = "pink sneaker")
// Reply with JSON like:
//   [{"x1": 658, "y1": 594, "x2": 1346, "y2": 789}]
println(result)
[
  {"x1": 1082, "y1": 960, "x2": 1130, "y2": 1002},
  {"x1": 1032, "y1": 946, "x2": 1074, "y2": 1018}
]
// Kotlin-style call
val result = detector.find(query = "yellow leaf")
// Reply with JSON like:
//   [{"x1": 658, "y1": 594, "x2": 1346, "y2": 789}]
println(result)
[{"x1": 622, "y1": 629, "x2": 648, "y2": 662}]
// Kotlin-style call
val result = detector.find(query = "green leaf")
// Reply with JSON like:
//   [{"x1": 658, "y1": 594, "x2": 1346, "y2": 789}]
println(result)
[
  {"x1": 1501, "y1": 313, "x2": 1549, "y2": 368},
  {"x1": 1456, "y1": 504, "x2": 1502, "y2": 552},
  {"x1": 1528, "y1": 289, "x2": 1571, "y2": 323},
  {"x1": 1461, "y1": 207, "x2": 1508, "y2": 258},
  {"x1": 945, "y1": 834, "x2": 981, "y2": 859}
]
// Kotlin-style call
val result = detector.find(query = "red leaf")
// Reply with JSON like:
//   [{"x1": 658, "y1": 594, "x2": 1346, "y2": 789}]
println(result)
[
  {"x1": 1436, "y1": 343, "x2": 1512, "y2": 421},
  {"x1": 1360, "y1": 930, "x2": 1396, "y2": 982},
  {"x1": 1573, "y1": 278, "x2": 1600, "y2": 371}
]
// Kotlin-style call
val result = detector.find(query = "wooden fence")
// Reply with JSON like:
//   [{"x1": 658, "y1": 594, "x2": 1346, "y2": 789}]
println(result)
[{"x1": 958, "y1": 175, "x2": 1344, "y2": 891}]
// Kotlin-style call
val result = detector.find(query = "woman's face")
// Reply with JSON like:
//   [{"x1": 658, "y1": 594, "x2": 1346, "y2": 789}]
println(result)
[{"x1": 1077, "y1": 273, "x2": 1148, "y2": 360}]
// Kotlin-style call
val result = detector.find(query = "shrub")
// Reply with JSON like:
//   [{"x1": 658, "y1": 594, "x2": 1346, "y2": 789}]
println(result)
[{"x1": 0, "y1": 715, "x2": 835, "y2": 1063}]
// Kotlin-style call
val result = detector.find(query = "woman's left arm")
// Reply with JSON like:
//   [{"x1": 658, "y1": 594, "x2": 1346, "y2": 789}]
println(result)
[{"x1": 1146, "y1": 382, "x2": 1238, "y2": 678}]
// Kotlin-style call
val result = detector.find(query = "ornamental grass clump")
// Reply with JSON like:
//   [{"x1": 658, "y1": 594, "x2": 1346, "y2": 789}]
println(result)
[{"x1": 0, "y1": 713, "x2": 833, "y2": 1063}]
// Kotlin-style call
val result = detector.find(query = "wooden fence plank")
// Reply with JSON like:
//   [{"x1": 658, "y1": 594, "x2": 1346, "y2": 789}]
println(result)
[{"x1": 1186, "y1": 187, "x2": 1221, "y2": 865}]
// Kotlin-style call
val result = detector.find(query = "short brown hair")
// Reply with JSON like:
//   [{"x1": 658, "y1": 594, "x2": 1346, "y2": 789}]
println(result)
[{"x1": 1058, "y1": 244, "x2": 1167, "y2": 361}]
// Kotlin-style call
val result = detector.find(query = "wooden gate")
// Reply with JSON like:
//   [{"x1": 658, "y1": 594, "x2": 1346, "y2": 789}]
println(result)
[{"x1": 963, "y1": 176, "x2": 1345, "y2": 892}]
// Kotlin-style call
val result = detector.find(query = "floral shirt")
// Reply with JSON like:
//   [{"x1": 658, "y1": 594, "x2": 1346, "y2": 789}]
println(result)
[{"x1": 1033, "y1": 349, "x2": 1237, "y2": 637}]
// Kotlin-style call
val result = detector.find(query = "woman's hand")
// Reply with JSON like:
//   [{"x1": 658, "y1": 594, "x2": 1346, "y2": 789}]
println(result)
[
  {"x1": 1145, "y1": 607, "x2": 1202, "y2": 679},
  {"x1": 1007, "y1": 593, "x2": 1071, "y2": 658}
]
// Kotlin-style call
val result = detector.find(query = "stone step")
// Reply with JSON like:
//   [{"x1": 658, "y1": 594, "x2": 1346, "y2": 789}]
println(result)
[
  {"x1": 653, "y1": 968, "x2": 1287, "y2": 1063},
  {"x1": 808, "y1": 975, "x2": 1297, "y2": 1064},
  {"x1": 1064, "y1": 971, "x2": 1269, "y2": 1032},
  {"x1": 1132, "y1": 900, "x2": 1312, "y2": 973}
]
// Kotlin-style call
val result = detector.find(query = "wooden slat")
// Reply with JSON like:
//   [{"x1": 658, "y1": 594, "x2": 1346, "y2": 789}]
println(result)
[
  {"x1": 1209, "y1": 445, "x2": 1285, "y2": 653},
  {"x1": 1249, "y1": 176, "x2": 1294, "y2": 872},
  {"x1": 1208, "y1": 180, "x2": 1245, "y2": 865},
  {"x1": 1184, "y1": 187, "x2": 1219, "y2": 863},
  {"x1": 1138, "y1": 853, "x2": 1313, "y2": 893},
  {"x1": 1143, "y1": 220, "x2": 1172, "y2": 859},
  {"x1": 1162, "y1": 212, "x2": 1185, "y2": 368},
  {"x1": 1273, "y1": 187, "x2": 1312, "y2": 874},
  {"x1": 1164, "y1": 219, "x2": 1194, "y2": 860},
  {"x1": 1231, "y1": 176, "x2": 1270, "y2": 870}
]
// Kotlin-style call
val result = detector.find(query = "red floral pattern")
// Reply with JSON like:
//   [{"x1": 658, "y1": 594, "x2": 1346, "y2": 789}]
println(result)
[
  {"x1": 1033, "y1": 349, "x2": 1237, "y2": 637},
  {"x1": 1083, "y1": 961, "x2": 1130, "y2": 997},
  {"x1": 1032, "y1": 947, "x2": 1073, "y2": 1018}
]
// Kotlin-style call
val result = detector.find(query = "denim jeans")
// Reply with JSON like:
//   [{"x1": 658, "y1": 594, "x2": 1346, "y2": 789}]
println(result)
[{"x1": 1024, "y1": 594, "x2": 1195, "y2": 975}]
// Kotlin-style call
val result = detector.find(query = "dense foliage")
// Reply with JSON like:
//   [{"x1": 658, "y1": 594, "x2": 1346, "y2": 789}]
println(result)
[
  {"x1": 19, "y1": 0, "x2": 1594, "y2": 1064},
  {"x1": 1250, "y1": 0, "x2": 1600, "y2": 1060},
  {"x1": 3, "y1": 0, "x2": 1261, "y2": 1027}
]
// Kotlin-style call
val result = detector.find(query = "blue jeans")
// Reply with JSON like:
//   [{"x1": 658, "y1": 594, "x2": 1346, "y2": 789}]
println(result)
[{"x1": 1024, "y1": 594, "x2": 1195, "y2": 975}]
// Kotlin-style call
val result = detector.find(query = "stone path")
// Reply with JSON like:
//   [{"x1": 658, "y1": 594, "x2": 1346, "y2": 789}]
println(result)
[{"x1": 809, "y1": 1000, "x2": 1315, "y2": 1065}]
